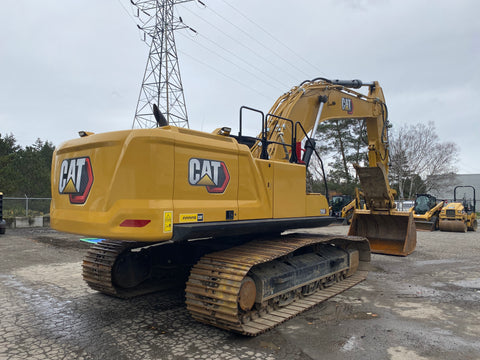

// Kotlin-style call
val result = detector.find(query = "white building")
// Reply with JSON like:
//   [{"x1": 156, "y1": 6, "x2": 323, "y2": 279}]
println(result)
[{"x1": 433, "y1": 174, "x2": 479, "y2": 210}]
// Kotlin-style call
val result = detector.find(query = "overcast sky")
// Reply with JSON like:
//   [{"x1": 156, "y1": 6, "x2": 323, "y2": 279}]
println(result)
[{"x1": 1, "y1": 0, "x2": 479, "y2": 173}]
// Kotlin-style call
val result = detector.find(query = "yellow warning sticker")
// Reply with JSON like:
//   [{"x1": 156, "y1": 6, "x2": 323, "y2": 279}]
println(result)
[
  {"x1": 164, "y1": 211, "x2": 173, "y2": 233},
  {"x1": 179, "y1": 213, "x2": 204, "y2": 223}
]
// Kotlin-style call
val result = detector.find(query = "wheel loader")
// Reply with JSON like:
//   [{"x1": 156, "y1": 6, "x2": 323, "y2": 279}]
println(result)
[
  {"x1": 410, "y1": 194, "x2": 444, "y2": 231},
  {"x1": 50, "y1": 78, "x2": 415, "y2": 335},
  {"x1": 439, "y1": 186, "x2": 477, "y2": 232}
]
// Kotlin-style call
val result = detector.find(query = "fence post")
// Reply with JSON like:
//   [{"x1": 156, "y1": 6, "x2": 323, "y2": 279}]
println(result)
[{"x1": 25, "y1": 194, "x2": 28, "y2": 217}]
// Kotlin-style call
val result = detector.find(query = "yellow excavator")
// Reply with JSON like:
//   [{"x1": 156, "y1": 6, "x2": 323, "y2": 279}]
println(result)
[
  {"x1": 340, "y1": 188, "x2": 365, "y2": 224},
  {"x1": 410, "y1": 194, "x2": 444, "y2": 231},
  {"x1": 50, "y1": 78, "x2": 415, "y2": 335},
  {"x1": 439, "y1": 186, "x2": 477, "y2": 232}
]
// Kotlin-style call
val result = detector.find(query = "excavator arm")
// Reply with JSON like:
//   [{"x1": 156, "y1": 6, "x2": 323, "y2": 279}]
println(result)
[{"x1": 248, "y1": 78, "x2": 416, "y2": 255}]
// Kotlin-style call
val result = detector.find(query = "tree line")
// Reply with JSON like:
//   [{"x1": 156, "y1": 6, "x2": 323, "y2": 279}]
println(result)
[
  {"x1": 0, "y1": 120, "x2": 459, "y2": 201},
  {"x1": 0, "y1": 133, "x2": 55, "y2": 198}
]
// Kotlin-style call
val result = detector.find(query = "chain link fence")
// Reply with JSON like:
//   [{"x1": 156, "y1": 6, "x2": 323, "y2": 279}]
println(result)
[
  {"x1": 394, "y1": 200, "x2": 415, "y2": 212},
  {"x1": 2, "y1": 197, "x2": 51, "y2": 217}
]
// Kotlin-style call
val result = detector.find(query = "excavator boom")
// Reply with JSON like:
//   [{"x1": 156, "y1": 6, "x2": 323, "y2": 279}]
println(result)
[{"x1": 255, "y1": 79, "x2": 416, "y2": 256}]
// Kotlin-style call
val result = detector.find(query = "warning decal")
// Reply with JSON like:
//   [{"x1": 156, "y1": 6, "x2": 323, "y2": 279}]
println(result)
[{"x1": 164, "y1": 211, "x2": 173, "y2": 233}]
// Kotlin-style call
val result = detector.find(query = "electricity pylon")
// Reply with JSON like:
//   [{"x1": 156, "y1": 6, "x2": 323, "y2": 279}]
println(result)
[{"x1": 131, "y1": 0, "x2": 194, "y2": 128}]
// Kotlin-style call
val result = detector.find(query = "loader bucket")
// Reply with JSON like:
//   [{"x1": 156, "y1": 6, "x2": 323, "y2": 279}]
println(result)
[
  {"x1": 414, "y1": 218, "x2": 438, "y2": 231},
  {"x1": 439, "y1": 219, "x2": 467, "y2": 232},
  {"x1": 348, "y1": 211, "x2": 417, "y2": 256}
]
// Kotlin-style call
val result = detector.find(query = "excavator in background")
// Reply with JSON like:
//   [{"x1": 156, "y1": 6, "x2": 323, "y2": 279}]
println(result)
[
  {"x1": 340, "y1": 188, "x2": 365, "y2": 225},
  {"x1": 439, "y1": 186, "x2": 477, "y2": 232},
  {"x1": 330, "y1": 194, "x2": 353, "y2": 218},
  {"x1": 410, "y1": 194, "x2": 444, "y2": 231},
  {"x1": 50, "y1": 78, "x2": 415, "y2": 335}
]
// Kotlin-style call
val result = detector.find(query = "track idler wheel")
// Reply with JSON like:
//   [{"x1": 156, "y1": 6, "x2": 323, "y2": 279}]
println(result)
[{"x1": 238, "y1": 277, "x2": 256, "y2": 311}]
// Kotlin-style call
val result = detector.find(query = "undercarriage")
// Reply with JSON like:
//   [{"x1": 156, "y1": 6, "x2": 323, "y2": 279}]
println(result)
[{"x1": 82, "y1": 233, "x2": 370, "y2": 334}]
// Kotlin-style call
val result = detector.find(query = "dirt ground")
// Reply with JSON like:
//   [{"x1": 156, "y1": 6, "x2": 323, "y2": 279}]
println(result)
[{"x1": 1, "y1": 225, "x2": 479, "y2": 360}]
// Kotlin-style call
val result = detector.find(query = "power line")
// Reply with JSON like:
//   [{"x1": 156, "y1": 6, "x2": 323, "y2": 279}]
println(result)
[
  {"x1": 204, "y1": 2, "x2": 313, "y2": 79},
  {"x1": 178, "y1": 31, "x2": 286, "y2": 90},
  {"x1": 178, "y1": 49, "x2": 273, "y2": 100},
  {"x1": 116, "y1": 0, "x2": 137, "y2": 24},
  {"x1": 219, "y1": 0, "x2": 325, "y2": 77},
  {"x1": 178, "y1": 4, "x2": 301, "y2": 83}
]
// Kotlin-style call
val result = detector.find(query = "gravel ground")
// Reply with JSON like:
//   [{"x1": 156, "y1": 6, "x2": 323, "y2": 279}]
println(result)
[{"x1": 0, "y1": 225, "x2": 479, "y2": 360}]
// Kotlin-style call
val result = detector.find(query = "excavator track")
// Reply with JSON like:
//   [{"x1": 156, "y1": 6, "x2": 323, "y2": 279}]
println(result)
[
  {"x1": 185, "y1": 233, "x2": 370, "y2": 336},
  {"x1": 82, "y1": 239, "x2": 168, "y2": 298},
  {"x1": 83, "y1": 240, "x2": 138, "y2": 298}
]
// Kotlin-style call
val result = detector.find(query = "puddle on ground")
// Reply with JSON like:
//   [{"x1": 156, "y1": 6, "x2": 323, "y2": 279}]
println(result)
[
  {"x1": 453, "y1": 278, "x2": 480, "y2": 289},
  {"x1": 302, "y1": 301, "x2": 379, "y2": 324},
  {"x1": 387, "y1": 346, "x2": 430, "y2": 360},
  {"x1": 413, "y1": 259, "x2": 461, "y2": 266}
]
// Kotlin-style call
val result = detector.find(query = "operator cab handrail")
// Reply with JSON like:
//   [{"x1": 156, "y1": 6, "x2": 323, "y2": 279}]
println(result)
[{"x1": 235, "y1": 106, "x2": 328, "y2": 201}]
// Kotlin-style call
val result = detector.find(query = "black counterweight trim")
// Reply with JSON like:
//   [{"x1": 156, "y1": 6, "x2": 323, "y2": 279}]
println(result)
[{"x1": 172, "y1": 216, "x2": 336, "y2": 242}]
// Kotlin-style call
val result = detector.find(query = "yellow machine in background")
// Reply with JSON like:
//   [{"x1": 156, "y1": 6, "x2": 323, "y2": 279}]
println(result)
[
  {"x1": 51, "y1": 78, "x2": 414, "y2": 334},
  {"x1": 410, "y1": 194, "x2": 444, "y2": 231},
  {"x1": 340, "y1": 188, "x2": 365, "y2": 224},
  {"x1": 439, "y1": 186, "x2": 477, "y2": 232}
]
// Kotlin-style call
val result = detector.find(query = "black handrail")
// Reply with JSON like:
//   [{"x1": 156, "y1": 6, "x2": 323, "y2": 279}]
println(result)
[
  {"x1": 238, "y1": 106, "x2": 329, "y2": 201},
  {"x1": 454, "y1": 185, "x2": 476, "y2": 213},
  {"x1": 239, "y1": 106, "x2": 265, "y2": 138},
  {"x1": 239, "y1": 106, "x2": 268, "y2": 159}
]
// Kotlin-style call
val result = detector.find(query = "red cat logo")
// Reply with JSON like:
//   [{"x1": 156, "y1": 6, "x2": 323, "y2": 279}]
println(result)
[
  {"x1": 188, "y1": 158, "x2": 230, "y2": 193},
  {"x1": 58, "y1": 157, "x2": 94, "y2": 204}
]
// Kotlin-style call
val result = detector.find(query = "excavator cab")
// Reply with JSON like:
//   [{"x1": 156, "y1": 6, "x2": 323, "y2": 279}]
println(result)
[{"x1": 348, "y1": 166, "x2": 417, "y2": 256}]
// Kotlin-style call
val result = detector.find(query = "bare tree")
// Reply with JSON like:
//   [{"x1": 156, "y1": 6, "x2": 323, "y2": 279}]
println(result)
[{"x1": 389, "y1": 121, "x2": 458, "y2": 199}]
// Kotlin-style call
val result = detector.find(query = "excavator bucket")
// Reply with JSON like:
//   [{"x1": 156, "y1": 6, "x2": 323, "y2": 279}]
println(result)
[
  {"x1": 348, "y1": 210, "x2": 417, "y2": 256},
  {"x1": 350, "y1": 165, "x2": 417, "y2": 256}
]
